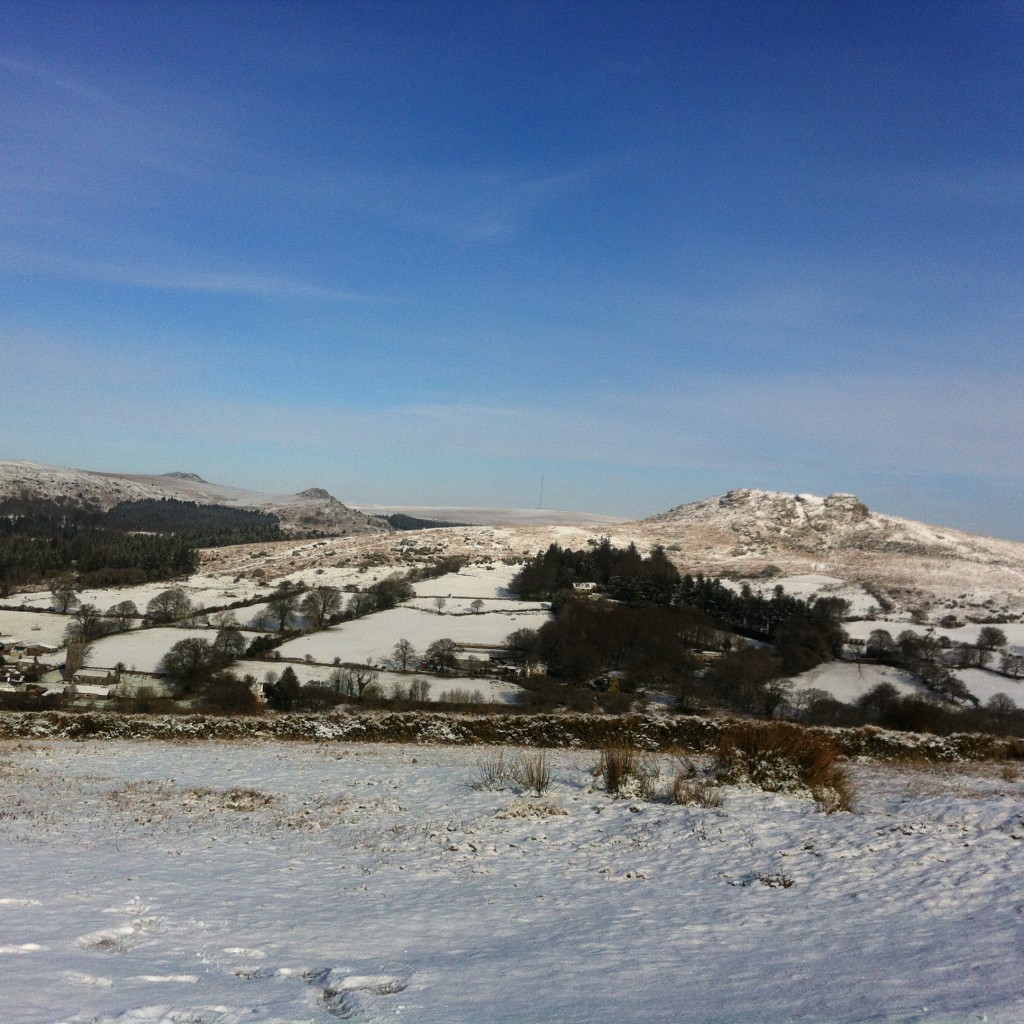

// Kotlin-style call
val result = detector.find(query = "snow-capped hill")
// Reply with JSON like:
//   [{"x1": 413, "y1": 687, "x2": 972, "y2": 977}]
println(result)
[
  {"x1": 637, "y1": 488, "x2": 1024, "y2": 611},
  {"x1": 645, "y1": 488, "x2": 979, "y2": 557},
  {"x1": 0, "y1": 460, "x2": 385, "y2": 536}
]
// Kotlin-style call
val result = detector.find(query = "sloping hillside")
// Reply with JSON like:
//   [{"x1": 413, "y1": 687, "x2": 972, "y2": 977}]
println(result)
[
  {"x1": 0, "y1": 461, "x2": 385, "y2": 536},
  {"x1": 636, "y1": 488, "x2": 1024, "y2": 614}
]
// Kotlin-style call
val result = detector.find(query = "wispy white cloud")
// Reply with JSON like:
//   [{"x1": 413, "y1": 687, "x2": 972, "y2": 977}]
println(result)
[
  {"x1": 278, "y1": 161, "x2": 598, "y2": 242},
  {"x1": 0, "y1": 250, "x2": 377, "y2": 303},
  {"x1": 0, "y1": 56, "x2": 123, "y2": 107}
]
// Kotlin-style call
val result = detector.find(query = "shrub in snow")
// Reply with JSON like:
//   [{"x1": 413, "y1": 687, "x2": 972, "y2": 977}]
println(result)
[
  {"x1": 470, "y1": 750, "x2": 511, "y2": 791},
  {"x1": 510, "y1": 749, "x2": 551, "y2": 796},
  {"x1": 712, "y1": 722, "x2": 854, "y2": 812},
  {"x1": 670, "y1": 776, "x2": 723, "y2": 808},
  {"x1": 597, "y1": 745, "x2": 660, "y2": 800},
  {"x1": 470, "y1": 748, "x2": 552, "y2": 795}
]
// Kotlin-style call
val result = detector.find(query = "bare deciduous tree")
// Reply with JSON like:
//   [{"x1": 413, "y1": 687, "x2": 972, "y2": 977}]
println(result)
[
  {"x1": 267, "y1": 586, "x2": 303, "y2": 632},
  {"x1": 301, "y1": 585, "x2": 342, "y2": 629},
  {"x1": 393, "y1": 637, "x2": 416, "y2": 672},
  {"x1": 977, "y1": 626, "x2": 1008, "y2": 650},
  {"x1": 106, "y1": 599, "x2": 138, "y2": 632},
  {"x1": 426, "y1": 637, "x2": 457, "y2": 672},
  {"x1": 147, "y1": 588, "x2": 192, "y2": 624},
  {"x1": 50, "y1": 572, "x2": 79, "y2": 614},
  {"x1": 64, "y1": 603, "x2": 108, "y2": 644}
]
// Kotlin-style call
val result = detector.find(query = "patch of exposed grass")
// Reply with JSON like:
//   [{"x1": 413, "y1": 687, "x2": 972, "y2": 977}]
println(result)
[
  {"x1": 497, "y1": 797, "x2": 567, "y2": 819},
  {"x1": 713, "y1": 722, "x2": 855, "y2": 812}
]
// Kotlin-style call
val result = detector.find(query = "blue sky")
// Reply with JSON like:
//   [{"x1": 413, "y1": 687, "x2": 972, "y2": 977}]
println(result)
[{"x1": 2, "y1": 1, "x2": 1023, "y2": 538}]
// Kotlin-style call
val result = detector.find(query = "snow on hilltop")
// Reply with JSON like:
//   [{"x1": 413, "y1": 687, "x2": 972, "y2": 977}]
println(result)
[
  {"x1": 0, "y1": 460, "x2": 385, "y2": 536},
  {"x1": 636, "y1": 488, "x2": 1024, "y2": 609}
]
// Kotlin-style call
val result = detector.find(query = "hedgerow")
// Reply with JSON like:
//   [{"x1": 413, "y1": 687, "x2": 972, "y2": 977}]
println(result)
[{"x1": 0, "y1": 709, "x2": 1021, "y2": 762}]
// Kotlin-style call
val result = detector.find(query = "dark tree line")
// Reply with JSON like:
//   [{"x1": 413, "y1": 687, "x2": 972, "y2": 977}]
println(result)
[
  {"x1": 0, "y1": 522, "x2": 198, "y2": 591},
  {"x1": 795, "y1": 681, "x2": 1024, "y2": 737},
  {"x1": 510, "y1": 539, "x2": 680, "y2": 602},
  {"x1": 382, "y1": 513, "x2": 468, "y2": 530},
  {"x1": 532, "y1": 589, "x2": 847, "y2": 702},
  {"x1": 0, "y1": 497, "x2": 286, "y2": 592},
  {"x1": 105, "y1": 498, "x2": 285, "y2": 545},
  {"x1": 509, "y1": 541, "x2": 851, "y2": 713},
  {"x1": 534, "y1": 600, "x2": 717, "y2": 687},
  {"x1": 510, "y1": 541, "x2": 847, "y2": 654}
]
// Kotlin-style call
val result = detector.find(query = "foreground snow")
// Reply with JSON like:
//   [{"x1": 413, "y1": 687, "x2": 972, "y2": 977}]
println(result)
[{"x1": 3, "y1": 739, "x2": 1024, "y2": 1024}]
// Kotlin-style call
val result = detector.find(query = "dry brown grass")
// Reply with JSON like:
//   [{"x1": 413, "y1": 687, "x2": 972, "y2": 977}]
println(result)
[
  {"x1": 469, "y1": 750, "x2": 510, "y2": 791},
  {"x1": 511, "y1": 749, "x2": 552, "y2": 796},
  {"x1": 713, "y1": 721, "x2": 855, "y2": 812},
  {"x1": 670, "y1": 775, "x2": 723, "y2": 807},
  {"x1": 599, "y1": 745, "x2": 638, "y2": 796},
  {"x1": 471, "y1": 748, "x2": 551, "y2": 795}
]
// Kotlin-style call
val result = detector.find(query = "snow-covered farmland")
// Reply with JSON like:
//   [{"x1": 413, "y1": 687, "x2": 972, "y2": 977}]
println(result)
[
  {"x1": 789, "y1": 657, "x2": 1024, "y2": 709},
  {"x1": 231, "y1": 661, "x2": 524, "y2": 704},
  {"x1": 3, "y1": 739, "x2": 1024, "y2": 1024},
  {"x1": 275, "y1": 604, "x2": 550, "y2": 667},
  {"x1": 410, "y1": 562, "x2": 520, "y2": 598},
  {"x1": 843, "y1": 619, "x2": 1024, "y2": 648},
  {"x1": 949, "y1": 667, "x2": 1024, "y2": 706},
  {"x1": 11, "y1": 579, "x2": 248, "y2": 614},
  {"x1": 788, "y1": 661, "x2": 925, "y2": 703},
  {"x1": 0, "y1": 609, "x2": 69, "y2": 648},
  {"x1": 742, "y1": 573, "x2": 881, "y2": 617},
  {"x1": 83, "y1": 628, "x2": 246, "y2": 674}
]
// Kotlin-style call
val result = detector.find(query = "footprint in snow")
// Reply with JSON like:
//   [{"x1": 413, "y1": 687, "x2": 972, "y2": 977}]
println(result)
[
  {"x1": 315, "y1": 970, "x2": 410, "y2": 1020},
  {"x1": 64, "y1": 970, "x2": 114, "y2": 988},
  {"x1": 235, "y1": 963, "x2": 410, "y2": 1020},
  {"x1": 76, "y1": 925, "x2": 138, "y2": 953},
  {"x1": 223, "y1": 945, "x2": 266, "y2": 958}
]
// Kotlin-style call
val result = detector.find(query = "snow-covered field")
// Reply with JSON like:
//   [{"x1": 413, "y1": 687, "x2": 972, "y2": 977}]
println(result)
[
  {"x1": 10, "y1": 577, "x2": 265, "y2": 614},
  {"x1": 951, "y1": 668, "x2": 1024, "y2": 706},
  {"x1": 3, "y1": 739, "x2": 1024, "y2": 1024},
  {"x1": 408, "y1": 564, "x2": 520, "y2": 598},
  {"x1": 843, "y1": 619, "x2": 1024, "y2": 648},
  {"x1": 85, "y1": 628, "x2": 241, "y2": 674},
  {"x1": 275, "y1": 605, "x2": 549, "y2": 667},
  {"x1": 790, "y1": 656, "x2": 1024, "y2": 709},
  {"x1": 0, "y1": 609, "x2": 69, "y2": 648},
  {"x1": 740, "y1": 573, "x2": 882, "y2": 617},
  {"x1": 232, "y1": 661, "x2": 524, "y2": 704},
  {"x1": 789, "y1": 661, "x2": 925, "y2": 703}
]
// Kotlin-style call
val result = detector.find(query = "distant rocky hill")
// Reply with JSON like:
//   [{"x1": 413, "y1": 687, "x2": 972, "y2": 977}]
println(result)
[
  {"x1": 0, "y1": 460, "x2": 386, "y2": 537},
  {"x1": 635, "y1": 488, "x2": 1024, "y2": 614}
]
